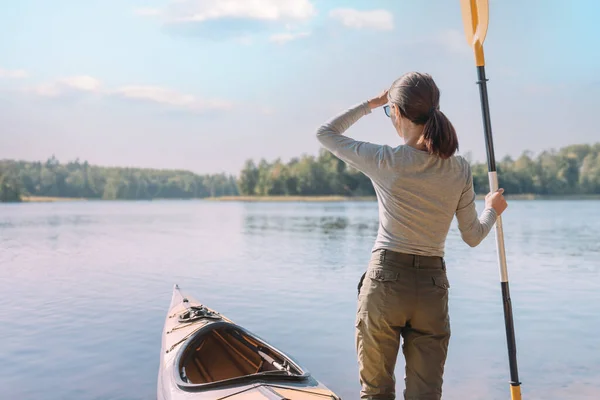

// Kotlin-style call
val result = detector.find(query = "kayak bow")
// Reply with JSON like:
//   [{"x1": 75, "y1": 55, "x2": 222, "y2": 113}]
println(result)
[{"x1": 157, "y1": 284, "x2": 341, "y2": 400}]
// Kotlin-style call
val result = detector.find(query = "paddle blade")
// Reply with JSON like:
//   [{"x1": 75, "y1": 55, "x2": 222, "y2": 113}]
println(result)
[{"x1": 460, "y1": 0, "x2": 489, "y2": 66}]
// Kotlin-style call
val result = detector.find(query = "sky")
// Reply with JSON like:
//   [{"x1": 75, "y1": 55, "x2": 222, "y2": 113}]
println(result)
[{"x1": 1, "y1": 0, "x2": 599, "y2": 175}]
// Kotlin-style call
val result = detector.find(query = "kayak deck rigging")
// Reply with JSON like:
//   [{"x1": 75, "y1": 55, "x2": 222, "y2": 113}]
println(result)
[{"x1": 165, "y1": 299, "x2": 225, "y2": 353}]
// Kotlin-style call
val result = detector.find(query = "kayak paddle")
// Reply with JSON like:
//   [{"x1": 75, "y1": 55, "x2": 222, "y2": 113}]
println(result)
[{"x1": 459, "y1": 1, "x2": 522, "y2": 399}]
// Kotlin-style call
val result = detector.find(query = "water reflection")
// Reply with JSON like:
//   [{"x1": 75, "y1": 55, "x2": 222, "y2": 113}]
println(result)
[{"x1": 243, "y1": 214, "x2": 377, "y2": 235}]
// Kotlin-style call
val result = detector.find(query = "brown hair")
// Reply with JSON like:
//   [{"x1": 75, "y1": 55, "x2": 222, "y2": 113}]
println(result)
[{"x1": 388, "y1": 72, "x2": 458, "y2": 159}]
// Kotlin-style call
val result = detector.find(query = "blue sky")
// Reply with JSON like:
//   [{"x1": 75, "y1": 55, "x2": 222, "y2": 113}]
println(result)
[{"x1": 1, "y1": 0, "x2": 599, "y2": 174}]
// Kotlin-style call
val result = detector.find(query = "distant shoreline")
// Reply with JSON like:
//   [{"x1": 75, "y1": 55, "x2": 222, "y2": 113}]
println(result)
[
  {"x1": 11, "y1": 194, "x2": 600, "y2": 203},
  {"x1": 210, "y1": 194, "x2": 600, "y2": 201},
  {"x1": 207, "y1": 195, "x2": 376, "y2": 202},
  {"x1": 21, "y1": 196, "x2": 88, "y2": 202}
]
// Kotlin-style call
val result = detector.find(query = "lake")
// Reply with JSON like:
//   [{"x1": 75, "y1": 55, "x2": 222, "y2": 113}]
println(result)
[{"x1": 1, "y1": 199, "x2": 599, "y2": 399}]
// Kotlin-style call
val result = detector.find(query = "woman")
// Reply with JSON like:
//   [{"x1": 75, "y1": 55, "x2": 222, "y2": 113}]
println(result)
[{"x1": 316, "y1": 72, "x2": 507, "y2": 400}]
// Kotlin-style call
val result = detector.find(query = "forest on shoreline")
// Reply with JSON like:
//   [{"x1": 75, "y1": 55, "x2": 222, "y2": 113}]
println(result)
[{"x1": 1, "y1": 143, "x2": 599, "y2": 203}]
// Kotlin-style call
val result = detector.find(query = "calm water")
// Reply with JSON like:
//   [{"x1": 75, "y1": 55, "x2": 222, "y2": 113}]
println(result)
[{"x1": 1, "y1": 200, "x2": 599, "y2": 400}]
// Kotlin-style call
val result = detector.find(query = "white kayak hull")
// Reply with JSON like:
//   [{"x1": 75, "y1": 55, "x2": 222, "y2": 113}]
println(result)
[{"x1": 157, "y1": 284, "x2": 340, "y2": 400}]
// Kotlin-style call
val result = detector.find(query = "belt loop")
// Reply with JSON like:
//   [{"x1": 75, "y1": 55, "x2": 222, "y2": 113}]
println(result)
[
  {"x1": 414, "y1": 255, "x2": 420, "y2": 268},
  {"x1": 379, "y1": 249, "x2": 386, "y2": 262},
  {"x1": 442, "y1": 258, "x2": 446, "y2": 271}
]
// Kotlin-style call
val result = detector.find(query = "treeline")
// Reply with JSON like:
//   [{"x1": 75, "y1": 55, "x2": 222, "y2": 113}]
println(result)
[
  {"x1": 237, "y1": 151, "x2": 374, "y2": 196},
  {"x1": 238, "y1": 143, "x2": 600, "y2": 196},
  {"x1": 0, "y1": 156, "x2": 238, "y2": 202},
  {"x1": 1, "y1": 143, "x2": 599, "y2": 203},
  {"x1": 472, "y1": 143, "x2": 600, "y2": 195}
]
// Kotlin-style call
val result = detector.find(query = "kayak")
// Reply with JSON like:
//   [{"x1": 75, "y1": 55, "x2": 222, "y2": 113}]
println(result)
[{"x1": 157, "y1": 284, "x2": 341, "y2": 400}]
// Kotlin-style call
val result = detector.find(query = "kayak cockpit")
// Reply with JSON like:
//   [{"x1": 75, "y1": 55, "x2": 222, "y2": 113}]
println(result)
[{"x1": 175, "y1": 321, "x2": 309, "y2": 390}]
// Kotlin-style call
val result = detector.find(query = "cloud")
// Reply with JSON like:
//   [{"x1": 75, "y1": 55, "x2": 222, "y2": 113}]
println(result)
[
  {"x1": 61, "y1": 76, "x2": 102, "y2": 91},
  {"x1": 111, "y1": 85, "x2": 233, "y2": 112},
  {"x1": 143, "y1": 0, "x2": 316, "y2": 23},
  {"x1": 269, "y1": 30, "x2": 311, "y2": 44},
  {"x1": 0, "y1": 68, "x2": 28, "y2": 79},
  {"x1": 26, "y1": 75, "x2": 233, "y2": 113},
  {"x1": 29, "y1": 75, "x2": 102, "y2": 97},
  {"x1": 138, "y1": 0, "x2": 316, "y2": 40},
  {"x1": 329, "y1": 8, "x2": 394, "y2": 31}
]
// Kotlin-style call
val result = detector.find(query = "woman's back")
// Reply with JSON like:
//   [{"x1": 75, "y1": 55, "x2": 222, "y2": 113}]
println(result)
[
  {"x1": 370, "y1": 144, "x2": 475, "y2": 257},
  {"x1": 316, "y1": 101, "x2": 498, "y2": 257}
]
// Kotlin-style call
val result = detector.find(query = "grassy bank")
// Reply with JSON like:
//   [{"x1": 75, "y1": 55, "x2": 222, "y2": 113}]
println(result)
[
  {"x1": 21, "y1": 196, "x2": 87, "y2": 202},
  {"x1": 211, "y1": 194, "x2": 600, "y2": 202},
  {"x1": 476, "y1": 194, "x2": 600, "y2": 200},
  {"x1": 8, "y1": 193, "x2": 600, "y2": 204},
  {"x1": 207, "y1": 195, "x2": 377, "y2": 202}
]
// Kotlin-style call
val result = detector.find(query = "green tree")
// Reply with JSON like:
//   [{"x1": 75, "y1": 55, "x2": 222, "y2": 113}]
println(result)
[
  {"x1": 238, "y1": 160, "x2": 259, "y2": 195},
  {"x1": 0, "y1": 174, "x2": 21, "y2": 202}
]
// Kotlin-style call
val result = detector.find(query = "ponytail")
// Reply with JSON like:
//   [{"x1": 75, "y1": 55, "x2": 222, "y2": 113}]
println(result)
[{"x1": 422, "y1": 108, "x2": 459, "y2": 159}]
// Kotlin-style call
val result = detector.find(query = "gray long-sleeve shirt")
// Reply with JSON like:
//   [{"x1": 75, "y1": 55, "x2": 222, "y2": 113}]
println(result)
[{"x1": 316, "y1": 101, "x2": 497, "y2": 257}]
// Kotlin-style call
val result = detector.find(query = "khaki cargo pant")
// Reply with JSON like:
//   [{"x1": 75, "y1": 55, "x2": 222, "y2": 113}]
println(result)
[{"x1": 355, "y1": 249, "x2": 451, "y2": 400}]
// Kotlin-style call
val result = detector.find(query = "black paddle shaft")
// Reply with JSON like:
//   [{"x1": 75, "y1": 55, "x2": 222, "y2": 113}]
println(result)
[
  {"x1": 475, "y1": 64, "x2": 521, "y2": 388},
  {"x1": 476, "y1": 66, "x2": 497, "y2": 173},
  {"x1": 502, "y1": 281, "x2": 520, "y2": 386}
]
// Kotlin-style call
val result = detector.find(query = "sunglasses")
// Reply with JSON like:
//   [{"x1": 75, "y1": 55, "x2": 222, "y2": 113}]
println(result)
[{"x1": 383, "y1": 105, "x2": 391, "y2": 117}]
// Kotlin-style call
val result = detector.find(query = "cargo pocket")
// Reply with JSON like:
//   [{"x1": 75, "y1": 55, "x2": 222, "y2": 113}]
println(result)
[
  {"x1": 432, "y1": 274, "x2": 450, "y2": 291},
  {"x1": 368, "y1": 268, "x2": 399, "y2": 282},
  {"x1": 362, "y1": 268, "x2": 398, "y2": 303}
]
